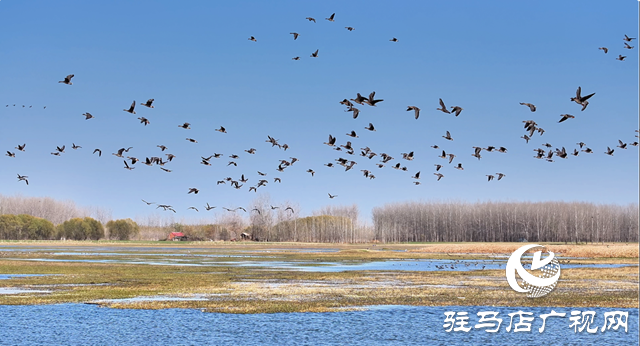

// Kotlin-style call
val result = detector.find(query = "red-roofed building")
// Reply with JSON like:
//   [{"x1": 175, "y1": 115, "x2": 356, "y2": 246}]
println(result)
[{"x1": 168, "y1": 232, "x2": 186, "y2": 241}]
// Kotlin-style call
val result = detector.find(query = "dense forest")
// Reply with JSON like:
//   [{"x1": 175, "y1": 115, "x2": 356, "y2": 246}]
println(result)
[
  {"x1": 1, "y1": 194, "x2": 637, "y2": 243},
  {"x1": 372, "y1": 201, "x2": 638, "y2": 243}
]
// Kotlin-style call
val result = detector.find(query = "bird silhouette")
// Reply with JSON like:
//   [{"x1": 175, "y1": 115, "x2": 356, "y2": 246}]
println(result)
[
  {"x1": 59, "y1": 74, "x2": 74, "y2": 85},
  {"x1": 558, "y1": 114, "x2": 575, "y2": 123},
  {"x1": 17, "y1": 174, "x2": 29, "y2": 185},
  {"x1": 141, "y1": 99, "x2": 155, "y2": 108},
  {"x1": 520, "y1": 103, "x2": 536, "y2": 112},
  {"x1": 437, "y1": 99, "x2": 451, "y2": 114},
  {"x1": 406, "y1": 106, "x2": 420, "y2": 119},
  {"x1": 123, "y1": 101, "x2": 136, "y2": 114},
  {"x1": 571, "y1": 87, "x2": 594, "y2": 111}
]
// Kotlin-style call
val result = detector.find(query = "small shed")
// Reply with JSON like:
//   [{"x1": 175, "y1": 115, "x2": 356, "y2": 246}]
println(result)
[{"x1": 168, "y1": 232, "x2": 186, "y2": 241}]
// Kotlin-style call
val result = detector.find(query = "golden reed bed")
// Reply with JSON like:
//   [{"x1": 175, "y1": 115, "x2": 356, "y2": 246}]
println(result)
[{"x1": 411, "y1": 242, "x2": 639, "y2": 258}]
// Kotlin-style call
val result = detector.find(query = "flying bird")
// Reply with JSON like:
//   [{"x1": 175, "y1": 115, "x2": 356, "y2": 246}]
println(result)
[
  {"x1": 442, "y1": 131, "x2": 453, "y2": 141},
  {"x1": 519, "y1": 103, "x2": 536, "y2": 112},
  {"x1": 290, "y1": 32, "x2": 299, "y2": 40},
  {"x1": 326, "y1": 13, "x2": 335, "y2": 22},
  {"x1": 141, "y1": 99, "x2": 155, "y2": 108},
  {"x1": 83, "y1": 112, "x2": 94, "y2": 120},
  {"x1": 558, "y1": 114, "x2": 575, "y2": 123},
  {"x1": 450, "y1": 106, "x2": 463, "y2": 117},
  {"x1": 178, "y1": 122, "x2": 191, "y2": 129},
  {"x1": 17, "y1": 174, "x2": 29, "y2": 185},
  {"x1": 345, "y1": 27, "x2": 354, "y2": 31},
  {"x1": 364, "y1": 91, "x2": 383, "y2": 106},
  {"x1": 324, "y1": 134, "x2": 336, "y2": 146},
  {"x1": 248, "y1": 36, "x2": 257, "y2": 42},
  {"x1": 623, "y1": 34, "x2": 635, "y2": 42},
  {"x1": 365, "y1": 123, "x2": 376, "y2": 131},
  {"x1": 617, "y1": 55, "x2": 627, "y2": 61},
  {"x1": 123, "y1": 101, "x2": 136, "y2": 114},
  {"x1": 59, "y1": 74, "x2": 74, "y2": 85},
  {"x1": 188, "y1": 188, "x2": 200, "y2": 194},
  {"x1": 617, "y1": 140, "x2": 627, "y2": 149},
  {"x1": 306, "y1": 17, "x2": 316, "y2": 22},
  {"x1": 138, "y1": 117, "x2": 150, "y2": 126},
  {"x1": 310, "y1": 49, "x2": 319, "y2": 58},
  {"x1": 93, "y1": 149, "x2": 102, "y2": 156},
  {"x1": 328, "y1": 193, "x2": 337, "y2": 199},
  {"x1": 571, "y1": 87, "x2": 595, "y2": 111},
  {"x1": 406, "y1": 106, "x2": 420, "y2": 119},
  {"x1": 345, "y1": 105, "x2": 360, "y2": 119},
  {"x1": 215, "y1": 126, "x2": 227, "y2": 133},
  {"x1": 437, "y1": 99, "x2": 451, "y2": 114},
  {"x1": 390, "y1": 37, "x2": 398, "y2": 42},
  {"x1": 15, "y1": 144, "x2": 25, "y2": 152},
  {"x1": 598, "y1": 47, "x2": 608, "y2": 54}
]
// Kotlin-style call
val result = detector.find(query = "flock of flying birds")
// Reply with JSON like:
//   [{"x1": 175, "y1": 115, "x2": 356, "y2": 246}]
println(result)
[
  {"x1": 248, "y1": 12, "x2": 400, "y2": 61},
  {"x1": 3, "y1": 14, "x2": 638, "y2": 214}
]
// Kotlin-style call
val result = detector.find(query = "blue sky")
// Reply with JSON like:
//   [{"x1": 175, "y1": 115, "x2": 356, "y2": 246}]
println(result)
[{"x1": 1, "y1": 0, "x2": 638, "y2": 223}]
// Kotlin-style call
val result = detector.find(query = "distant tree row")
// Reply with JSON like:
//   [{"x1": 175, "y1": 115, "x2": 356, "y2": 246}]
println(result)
[
  {"x1": 0, "y1": 214, "x2": 140, "y2": 241},
  {"x1": 372, "y1": 201, "x2": 639, "y2": 243},
  {"x1": 2, "y1": 194, "x2": 637, "y2": 243},
  {"x1": 0, "y1": 194, "x2": 112, "y2": 225}
]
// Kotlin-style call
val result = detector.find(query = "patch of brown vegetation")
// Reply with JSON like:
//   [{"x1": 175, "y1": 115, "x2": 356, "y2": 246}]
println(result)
[{"x1": 411, "y1": 242, "x2": 639, "y2": 258}]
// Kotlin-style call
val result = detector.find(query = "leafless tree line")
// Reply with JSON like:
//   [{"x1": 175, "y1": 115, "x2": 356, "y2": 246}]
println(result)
[
  {"x1": 372, "y1": 201, "x2": 639, "y2": 243},
  {"x1": 0, "y1": 194, "x2": 112, "y2": 225},
  {"x1": 2, "y1": 194, "x2": 636, "y2": 243}
]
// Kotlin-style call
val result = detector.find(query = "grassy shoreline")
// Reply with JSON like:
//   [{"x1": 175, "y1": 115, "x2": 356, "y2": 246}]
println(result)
[{"x1": 1, "y1": 241, "x2": 638, "y2": 313}]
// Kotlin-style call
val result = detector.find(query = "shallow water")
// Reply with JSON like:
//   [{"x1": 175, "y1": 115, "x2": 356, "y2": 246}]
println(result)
[
  {"x1": 0, "y1": 304, "x2": 636, "y2": 345},
  {"x1": 4, "y1": 256, "x2": 636, "y2": 272}
]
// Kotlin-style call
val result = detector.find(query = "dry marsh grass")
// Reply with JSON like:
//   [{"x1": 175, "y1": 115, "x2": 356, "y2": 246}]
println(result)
[{"x1": 411, "y1": 242, "x2": 639, "y2": 258}]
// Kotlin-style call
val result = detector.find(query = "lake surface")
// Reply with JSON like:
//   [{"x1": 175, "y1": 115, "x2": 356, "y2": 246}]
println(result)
[{"x1": 0, "y1": 304, "x2": 636, "y2": 345}]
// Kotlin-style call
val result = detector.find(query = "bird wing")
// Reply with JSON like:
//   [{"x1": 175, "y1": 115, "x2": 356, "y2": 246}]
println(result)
[{"x1": 581, "y1": 92, "x2": 595, "y2": 102}]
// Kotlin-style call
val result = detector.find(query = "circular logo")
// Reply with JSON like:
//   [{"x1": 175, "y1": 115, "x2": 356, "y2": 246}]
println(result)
[{"x1": 506, "y1": 244, "x2": 561, "y2": 298}]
